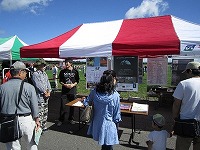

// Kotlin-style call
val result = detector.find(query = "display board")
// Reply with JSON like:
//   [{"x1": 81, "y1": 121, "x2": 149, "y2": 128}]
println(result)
[
  {"x1": 171, "y1": 59, "x2": 194, "y2": 86},
  {"x1": 86, "y1": 57, "x2": 108, "y2": 89},
  {"x1": 147, "y1": 57, "x2": 168, "y2": 85},
  {"x1": 113, "y1": 56, "x2": 138, "y2": 91}
]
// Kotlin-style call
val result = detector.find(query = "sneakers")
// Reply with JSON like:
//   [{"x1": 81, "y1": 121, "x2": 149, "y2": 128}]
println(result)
[
  {"x1": 57, "y1": 121, "x2": 62, "y2": 126},
  {"x1": 69, "y1": 120, "x2": 75, "y2": 125}
]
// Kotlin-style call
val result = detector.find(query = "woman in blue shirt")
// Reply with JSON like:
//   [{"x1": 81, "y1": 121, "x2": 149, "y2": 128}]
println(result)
[{"x1": 83, "y1": 70, "x2": 121, "y2": 150}]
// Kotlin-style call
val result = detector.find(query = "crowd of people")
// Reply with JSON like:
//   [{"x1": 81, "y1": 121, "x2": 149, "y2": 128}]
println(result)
[{"x1": 0, "y1": 59, "x2": 200, "y2": 150}]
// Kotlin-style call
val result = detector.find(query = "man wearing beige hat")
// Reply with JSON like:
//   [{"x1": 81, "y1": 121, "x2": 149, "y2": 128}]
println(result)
[{"x1": 173, "y1": 61, "x2": 200, "y2": 150}]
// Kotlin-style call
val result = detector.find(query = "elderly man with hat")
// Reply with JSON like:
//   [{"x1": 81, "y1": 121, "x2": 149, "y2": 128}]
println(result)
[
  {"x1": 0, "y1": 61, "x2": 40, "y2": 149},
  {"x1": 32, "y1": 58, "x2": 51, "y2": 133},
  {"x1": 173, "y1": 61, "x2": 200, "y2": 150}
]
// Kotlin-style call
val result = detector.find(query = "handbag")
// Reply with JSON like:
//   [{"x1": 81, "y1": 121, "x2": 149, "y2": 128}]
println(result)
[
  {"x1": 0, "y1": 81, "x2": 24, "y2": 143},
  {"x1": 80, "y1": 105, "x2": 93, "y2": 123},
  {"x1": 173, "y1": 118, "x2": 200, "y2": 138}
]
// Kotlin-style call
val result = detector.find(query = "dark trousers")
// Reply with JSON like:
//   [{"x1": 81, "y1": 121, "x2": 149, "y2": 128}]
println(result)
[
  {"x1": 59, "y1": 94, "x2": 76, "y2": 122},
  {"x1": 101, "y1": 145, "x2": 113, "y2": 150}
]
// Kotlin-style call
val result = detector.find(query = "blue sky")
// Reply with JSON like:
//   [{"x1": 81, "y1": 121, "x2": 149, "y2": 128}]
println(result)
[{"x1": 0, "y1": 0, "x2": 200, "y2": 45}]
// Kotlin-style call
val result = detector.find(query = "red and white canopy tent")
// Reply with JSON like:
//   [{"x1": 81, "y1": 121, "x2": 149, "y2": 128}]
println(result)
[{"x1": 20, "y1": 15, "x2": 200, "y2": 58}]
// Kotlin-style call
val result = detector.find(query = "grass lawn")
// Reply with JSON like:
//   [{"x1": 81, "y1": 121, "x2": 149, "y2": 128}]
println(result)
[{"x1": 46, "y1": 65, "x2": 172, "y2": 99}]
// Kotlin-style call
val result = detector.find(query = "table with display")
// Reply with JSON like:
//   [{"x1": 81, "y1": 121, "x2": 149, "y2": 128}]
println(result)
[
  {"x1": 120, "y1": 102, "x2": 149, "y2": 145},
  {"x1": 151, "y1": 87, "x2": 175, "y2": 107},
  {"x1": 66, "y1": 99, "x2": 149, "y2": 145},
  {"x1": 147, "y1": 86, "x2": 175, "y2": 108},
  {"x1": 65, "y1": 98, "x2": 84, "y2": 131}
]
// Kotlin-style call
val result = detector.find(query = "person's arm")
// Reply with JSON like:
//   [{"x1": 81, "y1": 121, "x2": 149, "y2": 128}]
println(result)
[
  {"x1": 113, "y1": 92, "x2": 122, "y2": 124},
  {"x1": 59, "y1": 70, "x2": 64, "y2": 85},
  {"x1": 32, "y1": 72, "x2": 46, "y2": 93},
  {"x1": 83, "y1": 90, "x2": 95, "y2": 106},
  {"x1": 46, "y1": 73, "x2": 52, "y2": 93},
  {"x1": 29, "y1": 85, "x2": 41, "y2": 130},
  {"x1": 172, "y1": 98, "x2": 182, "y2": 119},
  {"x1": 75, "y1": 69, "x2": 80, "y2": 84}
]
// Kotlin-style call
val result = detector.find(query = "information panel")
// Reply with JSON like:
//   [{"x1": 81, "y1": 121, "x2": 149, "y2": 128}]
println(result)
[
  {"x1": 171, "y1": 59, "x2": 194, "y2": 86},
  {"x1": 86, "y1": 57, "x2": 108, "y2": 89},
  {"x1": 147, "y1": 57, "x2": 168, "y2": 85},
  {"x1": 114, "y1": 56, "x2": 138, "y2": 91}
]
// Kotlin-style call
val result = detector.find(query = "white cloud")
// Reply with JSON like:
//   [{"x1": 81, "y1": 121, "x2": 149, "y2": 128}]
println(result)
[
  {"x1": 125, "y1": 0, "x2": 168, "y2": 19},
  {"x1": 0, "y1": 0, "x2": 52, "y2": 14}
]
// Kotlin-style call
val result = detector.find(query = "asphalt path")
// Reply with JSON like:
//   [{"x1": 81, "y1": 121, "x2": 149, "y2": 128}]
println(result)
[
  {"x1": 0, "y1": 92, "x2": 193, "y2": 149},
  {"x1": 0, "y1": 121, "x2": 177, "y2": 150}
]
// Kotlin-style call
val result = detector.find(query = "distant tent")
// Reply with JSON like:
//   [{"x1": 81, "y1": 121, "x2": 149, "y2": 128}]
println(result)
[{"x1": 0, "y1": 35, "x2": 37, "y2": 61}]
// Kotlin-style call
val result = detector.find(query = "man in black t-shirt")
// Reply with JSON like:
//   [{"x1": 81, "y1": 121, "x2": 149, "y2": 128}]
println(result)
[{"x1": 57, "y1": 58, "x2": 79, "y2": 126}]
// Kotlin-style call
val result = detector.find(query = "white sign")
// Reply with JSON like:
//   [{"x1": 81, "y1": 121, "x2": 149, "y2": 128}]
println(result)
[{"x1": 147, "y1": 57, "x2": 168, "y2": 85}]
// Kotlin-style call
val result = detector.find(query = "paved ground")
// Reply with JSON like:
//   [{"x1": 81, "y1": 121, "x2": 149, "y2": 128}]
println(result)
[{"x1": 0, "y1": 92, "x2": 194, "y2": 150}]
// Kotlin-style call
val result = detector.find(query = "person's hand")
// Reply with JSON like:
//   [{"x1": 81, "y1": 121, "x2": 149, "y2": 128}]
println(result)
[
  {"x1": 44, "y1": 91, "x2": 50, "y2": 99},
  {"x1": 65, "y1": 84, "x2": 75, "y2": 89},
  {"x1": 35, "y1": 117, "x2": 41, "y2": 131},
  {"x1": 80, "y1": 97, "x2": 86, "y2": 101},
  {"x1": 171, "y1": 131, "x2": 174, "y2": 137}
]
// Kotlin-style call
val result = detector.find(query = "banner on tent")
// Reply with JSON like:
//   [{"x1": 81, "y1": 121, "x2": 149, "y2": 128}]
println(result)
[{"x1": 180, "y1": 42, "x2": 200, "y2": 56}]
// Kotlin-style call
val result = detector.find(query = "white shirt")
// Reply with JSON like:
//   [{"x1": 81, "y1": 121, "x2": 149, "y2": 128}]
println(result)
[
  {"x1": 173, "y1": 77, "x2": 200, "y2": 120},
  {"x1": 148, "y1": 130, "x2": 170, "y2": 150}
]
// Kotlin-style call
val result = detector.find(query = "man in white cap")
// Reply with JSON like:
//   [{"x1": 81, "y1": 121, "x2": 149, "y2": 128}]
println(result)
[
  {"x1": 0, "y1": 61, "x2": 40, "y2": 149},
  {"x1": 173, "y1": 61, "x2": 200, "y2": 150}
]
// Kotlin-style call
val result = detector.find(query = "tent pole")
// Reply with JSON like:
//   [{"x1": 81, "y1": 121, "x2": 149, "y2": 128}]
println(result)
[
  {"x1": 10, "y1": 60, "x2": 12, "y2": 66},
  {"x1": 9, "y1": 50, "x2": 12, "y2": 66}
]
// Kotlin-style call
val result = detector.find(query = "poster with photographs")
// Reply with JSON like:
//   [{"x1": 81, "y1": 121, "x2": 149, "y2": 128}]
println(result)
[
  {"x1": 147, "y1": 57, "x2": 168, "y2": 85},
  {"x1": 86, "y1": 57, "x2": 108, "y2": 89},
  {"x1": 114, "y1": 56, "x2": 138, "y2": 91},
  {"x1": 171, "y1": 59, "x2": 194, "y2": 86}
]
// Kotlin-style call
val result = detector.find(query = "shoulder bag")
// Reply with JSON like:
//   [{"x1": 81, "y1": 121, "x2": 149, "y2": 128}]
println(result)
[
  {"x1": 0, "y1": 81, "x2": 24, "y2": 143},
  {"x1": 173, "y1": 118, "x2": 200, "y2": 138},
  {"x1": 80, "y1": 100, "x2": 93, "y2": 123},
  {"x1": 80, "y1": 91, "x2": 95, "y2": 123}
]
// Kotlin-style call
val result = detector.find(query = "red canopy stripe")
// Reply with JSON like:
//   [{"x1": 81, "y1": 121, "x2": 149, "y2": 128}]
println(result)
[
  {"x1": 112, "y1": 15, "x2": 180, "y2": 56},
  {"x1": 20, "y1": 25, "x2": 82, "y2": 58}
]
